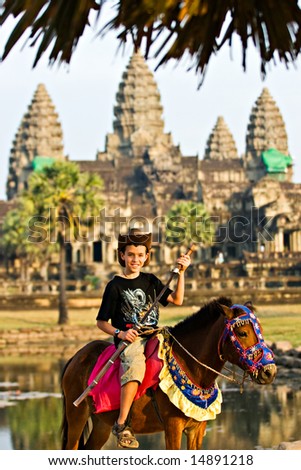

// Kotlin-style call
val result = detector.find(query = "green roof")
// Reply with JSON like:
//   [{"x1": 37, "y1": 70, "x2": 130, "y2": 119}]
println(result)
[
  {"x1": 32, "y1": 156, "x2": 55, "y2": 172},
  {"x1": 261, "y1": 148, "x2": 293, "y2": 173}
]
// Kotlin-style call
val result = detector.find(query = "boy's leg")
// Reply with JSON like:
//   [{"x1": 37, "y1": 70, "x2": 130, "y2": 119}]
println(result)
[
  {"x1": 118, "y1": 336, "x2": 147, "y2": 423},
  {"x1": 112, "y1": 337, "x2": 147, "y2": 448},
  {"x1": 117, "y1": 380, "x2": 139, "y2": 425}
]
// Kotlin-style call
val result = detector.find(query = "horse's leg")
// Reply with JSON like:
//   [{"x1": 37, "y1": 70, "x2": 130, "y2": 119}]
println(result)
[
  {"x1": 152, "y1": 388, "x2": 185, "y2": 450},
  {"x1": 64, "y1": 402, "x2": 91, "y2": 450},
  {"x1": 163, "y1": 417, "x2": 185, "y2": 450},
  {"x1": 83, "y1": 415, "x2": 112, "y2": 450},
  {"x1": 185, "y1": 421, "x2": 207, "y2": 450}
]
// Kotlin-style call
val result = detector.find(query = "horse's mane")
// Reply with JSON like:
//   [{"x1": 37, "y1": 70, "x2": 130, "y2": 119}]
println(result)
[{"x1": 170, "y1": 296, "x2": 233, "y2": 335}]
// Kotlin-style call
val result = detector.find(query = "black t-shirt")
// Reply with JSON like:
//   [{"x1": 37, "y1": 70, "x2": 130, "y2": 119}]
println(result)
[{"x1": 96, "y1": 272, "x2": 172, "y2": 332}]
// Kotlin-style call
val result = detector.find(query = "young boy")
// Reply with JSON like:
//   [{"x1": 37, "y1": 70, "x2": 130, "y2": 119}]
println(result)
[{"x1": 96, "y1": 228, "x2": 191, "y2": 448}]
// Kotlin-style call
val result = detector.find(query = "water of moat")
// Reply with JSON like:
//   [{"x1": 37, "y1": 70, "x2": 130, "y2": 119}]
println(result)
[{"x1": 0, "y1": 353, "x2": 300, "y2": 450}]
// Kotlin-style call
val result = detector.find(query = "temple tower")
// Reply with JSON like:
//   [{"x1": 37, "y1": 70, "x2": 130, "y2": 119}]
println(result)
[
  {"x1": 198, "y1": 116, "x2": 247, "y2": 235},
  {"x1": 99, "y1": 50, "x2": 182, "y2": 170},
  {"x1": 96, "y1": 51, "x2": 186, "y2": 213},
  {"x1": 6, "y1": 84, "x2": 65, "y2": 200},
  {"x1": 113, "y1": 50, "x2": 165, "y2": 142},
  {"x1": 204, "y1": 116, "x2": 239, "y2": 161},
  {"x1": 199, "y1": 115, "x2": 246, "y2": 186},
  {"x1": 245, "y1": 88, "x2": 292, "y2": 183}
]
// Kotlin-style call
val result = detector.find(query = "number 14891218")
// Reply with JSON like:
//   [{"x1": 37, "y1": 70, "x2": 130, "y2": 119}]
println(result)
[{"x1": 190, "y1": 454, "x2": 254, "y2": 466}]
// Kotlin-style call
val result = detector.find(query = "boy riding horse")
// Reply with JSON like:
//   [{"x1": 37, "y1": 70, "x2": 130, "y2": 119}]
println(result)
[{"x1": 96, "y1": 228, "x2": 191, "y2": 448}]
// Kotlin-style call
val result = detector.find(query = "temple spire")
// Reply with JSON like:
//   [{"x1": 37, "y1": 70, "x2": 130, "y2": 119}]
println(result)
[
  {"x1": 204, "y1": 116, "x2": 239, "y2": 161},
  {"x1": 6, "y1": 84, "x2": 64, "y2": 199},
  {"x1": 112, "y1": 50, "x2": 164, "y2": 142},
  {"x1": 245, "y1": 88, "x2": 290, "y2": 182}
]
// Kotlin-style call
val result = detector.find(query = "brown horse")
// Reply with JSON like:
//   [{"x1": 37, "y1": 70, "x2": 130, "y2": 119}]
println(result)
[{"x1": 61, "y1": 297, "x2": 276, "y2": 450}]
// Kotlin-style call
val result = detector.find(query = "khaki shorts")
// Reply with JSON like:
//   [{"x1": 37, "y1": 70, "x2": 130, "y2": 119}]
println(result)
[{"x1": 119, "y1": 336, "x2": 148, "y2": 386}]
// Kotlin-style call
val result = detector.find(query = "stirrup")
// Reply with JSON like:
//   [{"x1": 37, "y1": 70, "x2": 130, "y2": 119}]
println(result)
[{"x1": 112, "y1": 422, "x2": 139, "y2": 449}]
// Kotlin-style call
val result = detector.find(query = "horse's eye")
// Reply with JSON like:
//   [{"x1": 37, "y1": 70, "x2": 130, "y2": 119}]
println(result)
[{"x1": 237, "y1": 331, "x2": 247, "y2": 338}]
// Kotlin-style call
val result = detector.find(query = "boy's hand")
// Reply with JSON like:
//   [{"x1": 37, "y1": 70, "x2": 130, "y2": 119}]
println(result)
[
  {"x1": 120, "y1": 328, "x2": 139, "y2": 343},
  {"x1": 177, "y1": 254, "x2": 191, "y2": 273}
]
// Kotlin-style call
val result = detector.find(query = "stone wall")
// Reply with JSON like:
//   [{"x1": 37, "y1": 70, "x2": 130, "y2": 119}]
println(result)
[
  {"x1": 0, "y1": 276, "x2": 301, "y2": 310},
  {"x1": 0, "y1": 325, "x2": 108, "y2": 357}
]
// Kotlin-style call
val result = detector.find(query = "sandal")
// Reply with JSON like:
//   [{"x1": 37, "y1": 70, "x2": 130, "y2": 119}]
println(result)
[{"x1": 112, "y1": 422, "x2": 139, "y2": 449}]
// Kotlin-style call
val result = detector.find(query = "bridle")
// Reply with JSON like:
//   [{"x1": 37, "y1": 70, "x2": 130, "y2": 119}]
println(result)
[
  {"x1": 218, "y1": 304, "x2": 275, "y2": 378},
  {"x1": 164, "y1": 304, "x2": 275, "y2": 392}
]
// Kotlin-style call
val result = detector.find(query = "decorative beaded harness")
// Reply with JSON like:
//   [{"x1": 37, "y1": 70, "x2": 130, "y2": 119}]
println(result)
[
  {"x1": 166, "y1": 348, "x2": 219, "y2": 409},
  {"x1": 162, "y1": 304, "x2": 275, "y2": 403},
  {"x1": 218, "y1": 304, "x2": 275, "y2": 377}
]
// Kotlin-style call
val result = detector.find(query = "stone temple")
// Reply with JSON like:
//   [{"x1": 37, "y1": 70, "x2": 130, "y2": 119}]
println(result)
[{"x1": 1, "y1": 51, "x2": 301, "y2": 289}]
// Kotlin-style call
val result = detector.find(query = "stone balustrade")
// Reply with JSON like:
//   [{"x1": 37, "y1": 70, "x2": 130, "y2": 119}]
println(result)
[
  {"x1": 0, "y1": 275, "x2": 300, "y2": 297},
  {"x1": 0, "y1": 279, "x2": 93, "y2": 295},
  {"x1": 0, "y1": 274, "x2": 300, "y2": 309}
]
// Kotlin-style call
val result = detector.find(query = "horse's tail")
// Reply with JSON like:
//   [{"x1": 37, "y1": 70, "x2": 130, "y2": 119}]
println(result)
[{"x1": 60, "y1": 357, "x2": 73, "y2": 450}]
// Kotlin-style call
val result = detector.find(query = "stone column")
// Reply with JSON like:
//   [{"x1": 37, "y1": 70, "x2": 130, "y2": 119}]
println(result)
[
  {"x1": 296, "y1": 231, "x2": 301, "y2": 252},
  {"x1": 275, "y1": 229, "x2": 284, "y2": 252},
  {"x1": 71, "y1": 243, "x2": 78, "y2": 264},
  {"x1": 86, "y1": 244, "x2": 92, "y2": 264},
  {"x1": 291, "y1": 231, "x2": 297, "y2": 252},
  {"x1": 106, "y1": 240, "x2": 118, "y2": 266},
  {"x1": 295, "y1": 231, "x2": 300, "y2": 252}
]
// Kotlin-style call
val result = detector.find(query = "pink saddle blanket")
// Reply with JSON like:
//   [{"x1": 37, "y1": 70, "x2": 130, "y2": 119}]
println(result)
[{"x1": 88, "y1": 336, "x2": 163, "y2": 413}]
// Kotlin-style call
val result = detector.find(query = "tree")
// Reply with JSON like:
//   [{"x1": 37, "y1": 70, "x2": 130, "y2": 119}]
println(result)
[
  {"x1": 1, "y1": 1, "x2": 301, "y2": 83},
  {"x1": 0, "y1": 198, "x2": 40, "y2": 284},
  {"x1": 165, "y1": 200, "x2": 215, "y2": 248},
  {"x1": 1, "y1": 196, "x2": 58, "y2": 288},
  {"x1": 24, "y1": 160, "x2": 104, "y2": 325}
]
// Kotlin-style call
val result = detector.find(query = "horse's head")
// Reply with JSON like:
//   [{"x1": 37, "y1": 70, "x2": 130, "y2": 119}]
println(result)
[{"x1": 218, "y1": 302, "x2": 277, "y2": 385}]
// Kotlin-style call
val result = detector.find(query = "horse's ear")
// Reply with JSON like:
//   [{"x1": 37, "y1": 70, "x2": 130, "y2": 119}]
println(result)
[
  {"x1": 220, "y1": 304, "x2": 235, "y2": 320},
  {"x1": 244, "y1": 300, "x2": 256, "y2": 312}
]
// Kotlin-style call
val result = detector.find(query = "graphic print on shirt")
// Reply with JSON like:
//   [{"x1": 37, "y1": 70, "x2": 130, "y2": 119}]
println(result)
[{"x1": 121, "y1": 288, "x2": 158, "y2": 327}]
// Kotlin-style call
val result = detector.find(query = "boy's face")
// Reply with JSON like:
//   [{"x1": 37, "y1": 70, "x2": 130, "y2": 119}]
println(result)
[{"x1": 120, "y1": 244, "x2": 149, "y2": 273}]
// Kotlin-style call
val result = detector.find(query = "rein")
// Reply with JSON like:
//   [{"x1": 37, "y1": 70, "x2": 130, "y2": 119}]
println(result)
[{"x1": 163, "y1": 327, "x2": 250, "y2": 392}]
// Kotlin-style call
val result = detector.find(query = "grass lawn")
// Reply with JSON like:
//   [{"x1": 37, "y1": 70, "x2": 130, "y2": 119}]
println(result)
[
  {"x1": 0, "y1": 308, "x2": 98, "y2": 330},
  {"x1": 0, "y1": 303, "x2": 301, "y2": 346}
]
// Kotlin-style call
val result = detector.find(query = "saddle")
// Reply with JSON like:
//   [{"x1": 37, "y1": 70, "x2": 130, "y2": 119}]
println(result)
[
  {"x1": 88, "y1": 336, "x2": 162, "y2": 414},
  {"x1": 88, "y1": 333, "x2": 223, "y2": 422}
]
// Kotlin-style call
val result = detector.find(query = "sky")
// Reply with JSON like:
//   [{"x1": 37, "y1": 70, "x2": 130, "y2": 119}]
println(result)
[{"x1": 0, "y1": 11, "x2": 301, "y2": 202}]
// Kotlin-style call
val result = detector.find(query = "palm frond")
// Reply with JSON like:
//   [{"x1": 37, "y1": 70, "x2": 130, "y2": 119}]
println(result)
[
  {"x1": 1, "y1": 0, "x2": 301, "y2": 81},
  {"x1": 1, "y1": 0, "x2": 101, "y2": 64}
]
